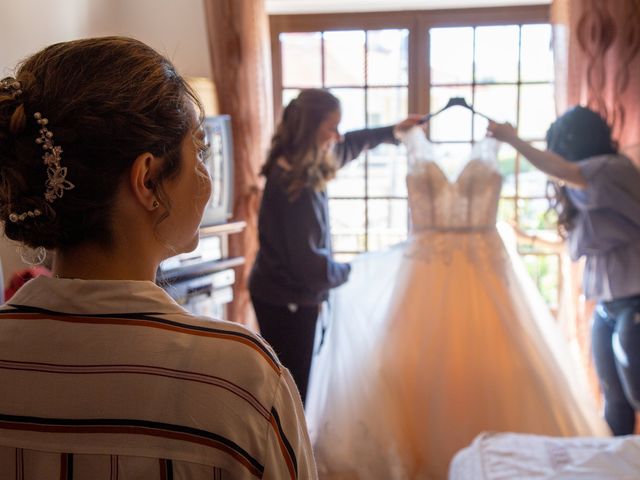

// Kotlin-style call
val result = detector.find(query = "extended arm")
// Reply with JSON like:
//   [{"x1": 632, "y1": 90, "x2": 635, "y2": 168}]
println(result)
[
  {"x1": 487, "y1": 121, "x2": 587, "y2": 188},
  {"x1": 509, "y1": 222, "x2": 565, "y2": 253},
  {"x1": 334, "y1": 115, "x2": 422, "y2": 168}
]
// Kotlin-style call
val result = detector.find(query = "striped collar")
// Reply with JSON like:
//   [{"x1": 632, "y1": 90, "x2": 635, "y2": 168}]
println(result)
[{"x1": 5, "y1": 276, "x2": 187, "y2": 317}]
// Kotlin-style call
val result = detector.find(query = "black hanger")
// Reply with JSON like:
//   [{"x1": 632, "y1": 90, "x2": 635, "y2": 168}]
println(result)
[{"x1": 417, "y1": 97, "x2": 493, "y2": 125}]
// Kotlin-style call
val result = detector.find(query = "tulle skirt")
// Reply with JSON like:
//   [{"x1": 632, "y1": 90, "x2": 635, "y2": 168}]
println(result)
[{"x1": 306, "y1": 225, "x2": 609, "y2": 480}]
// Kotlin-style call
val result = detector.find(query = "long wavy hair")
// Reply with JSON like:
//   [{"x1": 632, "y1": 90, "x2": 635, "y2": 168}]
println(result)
[
  {"x1": 546, "y1": 105, "x2": 617, "y2": 237},
  {"x1": 261, "y1": 89, "x2": 340, "y2": 200}
]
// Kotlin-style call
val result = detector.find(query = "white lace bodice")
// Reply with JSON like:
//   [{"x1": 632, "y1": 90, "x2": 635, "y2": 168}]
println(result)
[{"x1": 407, "y1": 159, "x2": 502, "y2": 232}]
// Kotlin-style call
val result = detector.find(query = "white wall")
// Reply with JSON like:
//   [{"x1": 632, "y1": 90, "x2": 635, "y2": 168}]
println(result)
[
  {"x1": 103, "y1": 0, "x2": 212, "y2": 78},
  {"x1": 0, "y1": 0, "x2": 211, "y2": 77},
  {"x1": 0, "y1": 0, "x2": 212, "y2": 281},
  {"x1": 0, "y1": 0, "x2": 92, "y2": 75}
]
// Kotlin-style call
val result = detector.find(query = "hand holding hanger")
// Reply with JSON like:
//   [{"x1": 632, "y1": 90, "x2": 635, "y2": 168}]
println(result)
[
  {"x1": 393, "y1": 114, "x2": 425, "y2": 138},
  {"x1": 486, "y1": 120, "x2": 519, "y2": 143}
]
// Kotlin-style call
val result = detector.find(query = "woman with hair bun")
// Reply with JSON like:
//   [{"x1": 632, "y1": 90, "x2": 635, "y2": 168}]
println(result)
[
  {"x1": 249, "y1": 88, "x2": 420, "y2": 404},
  {"x1": 0, "y1": 37, "x2": 316, "y2": 478},
  {"x1": 488, "y1": 106, "x2": 640, "y2": 436}
]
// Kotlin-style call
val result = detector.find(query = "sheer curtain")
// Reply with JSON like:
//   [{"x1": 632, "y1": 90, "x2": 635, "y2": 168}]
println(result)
[
  {"x1": 203, "y1": 0, "x2": 273, "y2": 328},
  {"x1": 552, "y1": 0, "x2": 640, "y2": 163}
]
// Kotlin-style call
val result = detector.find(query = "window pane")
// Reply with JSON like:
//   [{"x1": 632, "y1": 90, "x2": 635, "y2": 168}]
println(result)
[
  {"x1": 518, "y1": 169, "x2": 549, "y2": 198},
  {"x1": 332, "y1": 234, "x2": 365, "y2": 253},
  {"x1": 282, "y1": 88, "x2": 300, "y2": 108},
  {"x1": 367, "y1": 87, "x2": 408, "y2": 128},
  {"x1": 367, "y1": 29, "x2": 409, "y2": 86},
  {"x1": 498, "y1": 197, "x2": 516, "y2": 224},
  {"x1": 543, "y1": 205, "x2": 558, "y2": 230},
  {"x1": 367, "y1": 144, "x2": 408, "y2": 198},
  {"x1": 429, "y1": 86, "x2": 473, "y2": 141},
  {"x1": 430, "y1": 27, "x2": 474, "y2": 84},
  {"x1": 518, "y1": 198, "x2": 556, "y2": 231},
  {"x1": 519, "y1": 84, "x2": 555, "y2": 140},
  {"x1": 328, "y1": 157, "x2": 365, "y2": 197},
  {"x1": 497, "y1": 143, "x2": 517, "y2": 196},
  {"x1": 518, "y1": 142, "x2": 549, "y2": 197},
  {"x1": 281, "y1": 33, "x2": 322, "y2": 88},
  {"x1": 521, "y1": 24, "x2": 553, "y2": 82},
  {"x1": 368, "y1": 199, "x2": 408, "y2": 250},
  {"x1": 475, "y1": 26, "x2": 519, "y2": 83},
  {"x1": 324, "y1": 31, "x2": 365, "y2": 87},
  {"x1": 330, "y1": 88, "x2": 365, "y2": 132},
  {"x1": 522, "y1": 254, "x2": 560, "y2": 307},
  {"x1": 334, "y1": 252, "x2": 356, "y2": 262},
  {"x1": 473, "y1": 85, "x2": 518, "y2": 140},
  {"x1": 330, "y1": 199, "x2": 365, "y2": 252}
]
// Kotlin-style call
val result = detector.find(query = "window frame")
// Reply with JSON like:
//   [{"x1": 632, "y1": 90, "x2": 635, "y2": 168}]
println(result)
[{"x1": 270, "y1": 5, "x2": 550, "y2": 121}]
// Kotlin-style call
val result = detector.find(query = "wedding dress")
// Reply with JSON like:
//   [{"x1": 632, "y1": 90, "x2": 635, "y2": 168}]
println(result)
[{"x1": 305, "y1": 129, "x2": 609, "y2": 480}]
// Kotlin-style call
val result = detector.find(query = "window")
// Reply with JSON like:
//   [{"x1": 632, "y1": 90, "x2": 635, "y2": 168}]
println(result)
[
  {"x1": 270, "y1": 6, "x2": 561, "y2": 309},
  {"x1": 428, "y1": 23, "x2": 559, "y2": 307},
  {"x1": 278, "y1": 28, "x2": 410, "y2": 253}
]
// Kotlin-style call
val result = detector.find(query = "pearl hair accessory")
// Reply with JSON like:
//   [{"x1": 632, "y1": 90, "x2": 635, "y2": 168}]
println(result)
[
  {"x1": 0, "y1": 77, "x2": 23, "y2": 98},
  {"x1": 9, "y1": 209, "x2": 42, "y2": 223},
  {"x1": 7, "y1": 112, "x2": 75, "y2": 223},
  {"x1": 2, "y1": 77, "x2": 75, "y2": 223},
  {"x1": 34, "y1": 112, "x2": 74, "y2": 203}
]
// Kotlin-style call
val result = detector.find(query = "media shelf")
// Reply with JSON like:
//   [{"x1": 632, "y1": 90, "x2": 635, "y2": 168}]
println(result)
[{"x1": 158, "y1": 221, "x2": 246, "y2": 319}]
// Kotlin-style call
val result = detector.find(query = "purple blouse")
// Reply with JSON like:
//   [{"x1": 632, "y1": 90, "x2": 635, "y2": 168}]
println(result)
[{"x1": 567, "y1": 154, "x2": 640, "y2": 301}]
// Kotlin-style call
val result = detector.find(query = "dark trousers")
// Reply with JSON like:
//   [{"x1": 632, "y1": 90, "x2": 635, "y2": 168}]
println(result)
[
  {"x1": 251, "y1": 297, "x2": 319, "y2": 405},
  {"x1": 591, "y1": 294, "x2": 640, "y2": 435}
]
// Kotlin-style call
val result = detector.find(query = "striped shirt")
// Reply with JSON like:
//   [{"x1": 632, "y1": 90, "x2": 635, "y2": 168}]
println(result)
[{"x1": 0, "y1": 276, "x2": 317, "y2": 479}]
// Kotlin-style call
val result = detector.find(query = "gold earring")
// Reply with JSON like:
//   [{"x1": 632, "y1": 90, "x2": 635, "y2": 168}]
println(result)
[{"x1": 152, "y1": 200, "x2": 159, "y2": 209}]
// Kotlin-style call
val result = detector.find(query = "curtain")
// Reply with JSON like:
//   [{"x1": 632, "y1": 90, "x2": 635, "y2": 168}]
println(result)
[
  {"x1": 552, "y1": 0, "x2": 640, "y2": 163},
  {"x1": 551, "y1": 0, "x2": 640, "y2": 415},
  {"x1": 203, "y1": 0, "x2": 273, "y2": 329}
]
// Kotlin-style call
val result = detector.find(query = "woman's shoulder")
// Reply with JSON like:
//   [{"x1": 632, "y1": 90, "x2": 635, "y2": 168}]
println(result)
[
  {"x1": 263, "y1": 158, "x2": 291, "y2": 190},
  {"x1": 263, "y1": 165, "x2": 317, "y2": 204},
  {"x1": 5, "y1": 277, "x2": 288, "y2": 393},
  {"x1": 174, "y1": 311, "x2": 283, "y2": 369},
  {"x1": 577, "y1": 154, "x2": 638, "y2": 182},
  {"x1": 164, "y1": 312, "x2": 289, "y2": 397}
]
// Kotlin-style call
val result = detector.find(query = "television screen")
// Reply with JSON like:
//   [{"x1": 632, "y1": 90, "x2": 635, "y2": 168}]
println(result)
[{"x1": 200, "y1": 115, "x2": 234, "y2": 227}]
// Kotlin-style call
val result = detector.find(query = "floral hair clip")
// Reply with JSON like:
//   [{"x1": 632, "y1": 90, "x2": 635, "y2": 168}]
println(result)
[
  {"x1": 8, "y1": 113, "x2": 75, "y2": 223},
  {"x1": 34, "y1": 112, "x2": 74, "y2": 203}
]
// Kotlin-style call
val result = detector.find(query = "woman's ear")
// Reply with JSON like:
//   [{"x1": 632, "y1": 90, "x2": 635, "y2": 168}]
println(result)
[{"x1": 130, "y1": 152, "x2": 162, "y2": 211}]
